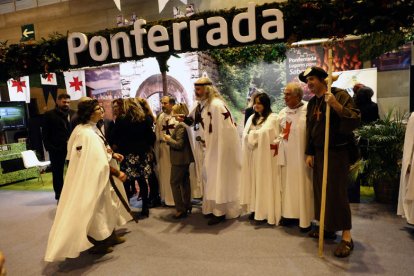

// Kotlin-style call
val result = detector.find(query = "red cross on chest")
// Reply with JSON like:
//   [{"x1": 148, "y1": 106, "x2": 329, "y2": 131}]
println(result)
[{"x1": 282, "y1": 121, "x2": 292, "y2": 140}]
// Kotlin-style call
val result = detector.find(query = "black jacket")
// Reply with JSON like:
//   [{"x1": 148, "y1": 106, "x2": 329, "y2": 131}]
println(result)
[
  {"x1": 112, "y1": 115, "x2": 156, "y2": 155},
  {"x1": 42, "y1": 107, "x2": 75, "y2": 152}
]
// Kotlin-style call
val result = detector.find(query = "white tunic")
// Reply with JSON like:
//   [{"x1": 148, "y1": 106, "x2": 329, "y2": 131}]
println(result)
[
  {"x1": 45, "y1": 124, "x2": 130, "y2": 262},
  {"x1": 240, "y1": 113, "x2": 281, "y2": 225},
  {"x1": 277, "y1": 103, "x2": 314, "y2": 228},
  {"x1": 398, "y1": 112, "x2": 414, "y2": 224},
  {"x1": 187, "y1": 103, "x2": 204, "y2": 199},
  {"x1": 198, "y1": 98, "x2": 241, "y2": 218},
  {"x1": 155, "y1": 112, "x2": 177, "y2": 206}
]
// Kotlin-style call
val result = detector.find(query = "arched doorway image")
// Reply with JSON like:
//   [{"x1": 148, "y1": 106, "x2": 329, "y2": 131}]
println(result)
[{"x1": 135, "y1": 74, "x2": 191, "y2": 115}]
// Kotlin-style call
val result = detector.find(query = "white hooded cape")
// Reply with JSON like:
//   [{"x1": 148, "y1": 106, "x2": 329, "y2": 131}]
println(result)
[
  {"x1": 240, "y1": 113, "x2": 281, "y2": 225},
  {"x1": 44, "y1": 124, "x2": 130, "y2": 262},
  {"x1": 200, "y1": 98, "x2": 241, "y2": 218},
  {"x1": 277, "y1": 103, "x2": 314, "y2": 228},
  {"x1": 397, "y1": 112, "x2": 414, "y2": 224}
]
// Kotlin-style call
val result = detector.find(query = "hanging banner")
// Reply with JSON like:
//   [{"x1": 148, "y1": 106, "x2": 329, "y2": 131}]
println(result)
[
  {"x1": 63, "y1": 70, "x2": 86, "y2": 100},
  {"x1": 40, "y1": 73, "x2": 58, "y2": 86},
  {"x1": 7, "y1": 76, "x2": 31, "y2": 103}
]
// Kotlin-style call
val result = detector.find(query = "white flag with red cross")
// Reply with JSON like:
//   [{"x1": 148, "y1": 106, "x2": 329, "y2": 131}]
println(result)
[
  {"x1": 7, "y1": 76, "x2": 31, "y2": 103},
  {"x1": 40, "y1": 72, "x2": 58, "y2": 86},
  {"x1": 63, "y1": 70, "x2": 86, "y2": 100}
]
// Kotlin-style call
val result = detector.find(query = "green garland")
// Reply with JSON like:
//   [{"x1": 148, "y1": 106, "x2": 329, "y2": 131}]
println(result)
[{"x1": 0, "y1": 0, "x2": 413, "y2": 82}]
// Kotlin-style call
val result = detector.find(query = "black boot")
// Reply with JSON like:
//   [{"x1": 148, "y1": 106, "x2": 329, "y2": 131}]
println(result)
[{"x1": 208, "y1": 215, "x2": 226, "y2": 225}]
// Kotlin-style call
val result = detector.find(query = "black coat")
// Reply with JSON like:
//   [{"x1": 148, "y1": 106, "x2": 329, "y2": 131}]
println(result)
[
  {"x1": 42, "y1": 108, "x2": 75, "y2": 152},
  {"x1": 112, "y1": 115, "x2": 155, "y2": 155}
]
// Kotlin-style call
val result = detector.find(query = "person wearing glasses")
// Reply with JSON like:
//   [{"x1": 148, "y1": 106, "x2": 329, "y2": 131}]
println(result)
[{"x1": 45, "y1": 99, "x2": 131, "y2": 261}]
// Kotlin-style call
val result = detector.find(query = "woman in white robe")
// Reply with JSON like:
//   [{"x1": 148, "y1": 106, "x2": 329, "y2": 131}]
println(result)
[
  {"x1": 240, "y1": 93, "x2": 281, "y2": 225},
  {"x1": 45, "y1": 100, "x2": 131, "y2": 262}
]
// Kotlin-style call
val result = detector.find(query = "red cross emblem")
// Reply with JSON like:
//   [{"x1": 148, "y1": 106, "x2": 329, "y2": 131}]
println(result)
[
  {"x1": 46, "y1": 73, "x2": 54, "y2": 82},
  {"x1": 222, "y1": 106, "x2": 234, "y2": 124},
  {"x1": 69, "y1": 77, "x2": 83, "y2": 91},
  {"x1": 11, "y1": 80, "x2": 26, "y2": 93},
  {"x1": 282, "y1": 121, "x2": 292, "y2": 141},
  {"x1": 270, "y1": 143, "x2": 278, "y2": 156}
]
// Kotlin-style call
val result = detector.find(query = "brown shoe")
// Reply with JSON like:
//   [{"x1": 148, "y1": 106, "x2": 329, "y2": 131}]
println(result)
[
  {"x1": 173, "y1": 211, "x2": 188, "y2": 219},
  {"x1": 334, "y1": 239, "x2": 354, "y2": 258},
  {"x1": 88, "y1": 245, "x2": 113, "y2": 255},
  {"x1": 104, "y1": 231, "x2": 126, "y2": 246}
]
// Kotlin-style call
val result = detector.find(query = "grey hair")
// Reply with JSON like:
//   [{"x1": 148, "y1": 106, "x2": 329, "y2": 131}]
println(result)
[{"x1": 285, "y1": 82, "x2": 303, "y2": 100}]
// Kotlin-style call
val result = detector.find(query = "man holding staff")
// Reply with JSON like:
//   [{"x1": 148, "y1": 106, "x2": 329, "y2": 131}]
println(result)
[{"x1": 300, "y1": 66, "x2": 360, "y2": 258}]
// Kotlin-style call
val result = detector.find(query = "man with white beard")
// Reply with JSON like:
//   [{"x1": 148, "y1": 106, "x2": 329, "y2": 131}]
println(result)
[{"x1": 187, "y1": 77, "x2": 241, "y2": 225}]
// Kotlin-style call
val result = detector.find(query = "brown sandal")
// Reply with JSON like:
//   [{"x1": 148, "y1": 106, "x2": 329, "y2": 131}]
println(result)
[{"x1": 334, "y1": 239, "x2": 354, "y2": 258}]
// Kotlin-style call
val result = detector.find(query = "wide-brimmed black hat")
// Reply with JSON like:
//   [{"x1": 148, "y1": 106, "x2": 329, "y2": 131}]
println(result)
[{"x1": 299, "y1": 66, "x2": 328, "y2": 83}]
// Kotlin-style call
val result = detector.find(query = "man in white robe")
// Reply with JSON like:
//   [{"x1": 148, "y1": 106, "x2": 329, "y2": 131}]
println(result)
[
  {"x1": 277, "y1": 83, "x2": 314, "y2": 231},
  {"x1": 185, "y1": 106, "x2": 204, "y2": 199},
  {"x1": 45, "y1": 120, "x2": 131, "y2": 262},
  {"x1": 398, "y1": 112, "x2": 414, "y2": 224},
  {"x1": 190, "y1": 77, "x2": 241, "y2": 225},
  {"x1": 240, "y1": 93, "x2": 281, "y2": 225},
  {"x1": 155, "y1": 96, "x2": 177, "y2": 206}
]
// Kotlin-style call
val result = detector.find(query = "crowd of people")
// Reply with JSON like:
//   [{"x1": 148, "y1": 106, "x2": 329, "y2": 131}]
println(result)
[{"x1": 43, "y1": 67, "x2": 370, "y2": 262}]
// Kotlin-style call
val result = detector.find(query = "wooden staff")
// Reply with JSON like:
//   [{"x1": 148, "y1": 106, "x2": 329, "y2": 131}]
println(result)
[{"x1": 318, "y1": 47, "x2": 334, "y2": 257}]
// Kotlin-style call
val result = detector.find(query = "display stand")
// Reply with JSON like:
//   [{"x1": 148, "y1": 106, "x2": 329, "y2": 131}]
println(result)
[{"x1": 0, "y1": 142, "x2": 38, "y2": 185}]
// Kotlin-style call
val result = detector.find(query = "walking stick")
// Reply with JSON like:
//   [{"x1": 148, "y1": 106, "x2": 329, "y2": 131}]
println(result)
[{"x1": 318, "y1": 47, "x2": 334, "y2": 257}]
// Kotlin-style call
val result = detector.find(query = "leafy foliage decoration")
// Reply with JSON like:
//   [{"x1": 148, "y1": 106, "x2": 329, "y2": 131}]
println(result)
[{"x1": 0, "y1": 0, "x2": 413, "y2": 81}]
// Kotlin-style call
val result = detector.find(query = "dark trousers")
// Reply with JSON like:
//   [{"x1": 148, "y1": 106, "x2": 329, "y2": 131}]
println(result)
[
  {"x1": 148, "y1": 171, "x2": 161, "y2": 203},
  {"x1": 170, "y1": 165, "x2": 192, "y2": 213},
  {"x1": 49, "y1": 149, "x2": 67, "y2": 200},
  {"x1": 124, "y1": 176, "x2": 149, "y2": 211}
]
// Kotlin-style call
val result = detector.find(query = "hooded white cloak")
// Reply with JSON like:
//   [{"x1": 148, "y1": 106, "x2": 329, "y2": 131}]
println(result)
[
  {"x1": 198, "y1": 97, "x2": 241, "y2": 218},
  {"x1": 44, "y1": 124, "x2": 130, "y2": 262},
  {"x1": 240, "y1": 113, "x2": 281, "y2": 225},
  {"x1": 398, "y1": 112, "x2": 414, "y2": 224}
]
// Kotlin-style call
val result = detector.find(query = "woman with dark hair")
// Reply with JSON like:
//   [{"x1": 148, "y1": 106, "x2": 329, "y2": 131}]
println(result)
[
  {"x1": 135, "y1": 97, "x2": 161, "y2": 207},
  {"x1": 45, "y1": 99, "x2": 131, "y2": 261},
  {"x1": 112, "y1": 98, "x2": 156, "y2": 218},
  {"x1": 240, "y1": 93, "x2": 281, "y2": 225}
]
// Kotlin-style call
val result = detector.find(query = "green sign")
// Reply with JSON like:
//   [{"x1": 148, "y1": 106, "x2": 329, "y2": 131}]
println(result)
[{"x1": 21, "y1": 24, "x2": 35, "y2": 41}]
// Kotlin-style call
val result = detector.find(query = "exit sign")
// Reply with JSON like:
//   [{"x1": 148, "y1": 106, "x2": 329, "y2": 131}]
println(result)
[{"x1": 21, "y1": 24, "x2": 35, "y2": 41}]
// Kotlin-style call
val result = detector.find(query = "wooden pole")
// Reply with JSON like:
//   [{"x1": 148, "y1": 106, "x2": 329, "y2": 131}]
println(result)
[{"x1": 318, "y1": 47, "x2": 334, "y2": 257}]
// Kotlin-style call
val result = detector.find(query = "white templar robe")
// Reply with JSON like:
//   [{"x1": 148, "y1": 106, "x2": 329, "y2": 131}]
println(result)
[
  {"x1": 45, "y1": 124, "x2": 131, "y2": 262},
  {"x1": 187, "y1": 103, "x2": 204, "y2": 199},
  {"x1": 398, "y1": 112, "x2": 414, "y2": 224},
  {"x1": 155, "y1": 112, "x2": 177, "y2": 206},
  {"x1": 198, "y1": 98, "x2": 241, "y2": 218},
  {"x1": 240, "y1": 113, "x2": 281, "y2": 225},
  {"x1": 277, "y1": 103, "x2": 314, "y2": 228}
]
